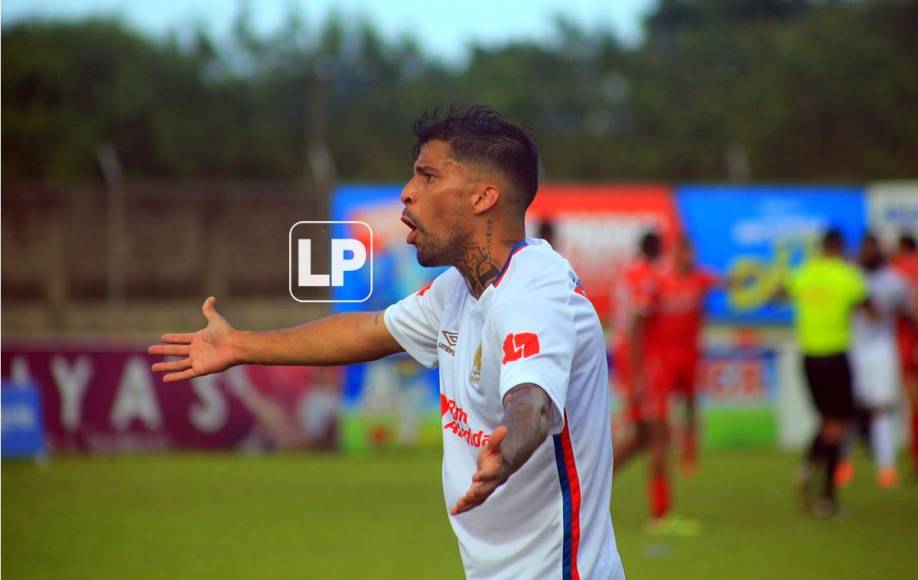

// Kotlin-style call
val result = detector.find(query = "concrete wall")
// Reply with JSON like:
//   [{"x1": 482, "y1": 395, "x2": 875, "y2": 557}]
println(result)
[{"x1": 3, "y1": 182, "x2": 329, "y2": 337}]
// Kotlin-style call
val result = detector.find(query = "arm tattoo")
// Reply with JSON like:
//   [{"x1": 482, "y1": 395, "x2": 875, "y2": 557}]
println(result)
[
  {"x1": 373, "y1": 311, "x2": 383, "y2": 325},
  {"x1": 498, "y1": 383, "x2": 551, "y2": 482}
]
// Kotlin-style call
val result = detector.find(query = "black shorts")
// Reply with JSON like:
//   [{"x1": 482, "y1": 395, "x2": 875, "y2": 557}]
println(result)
[{"x1": 802, "y1": 353, "x2": 855, "y2": 420}]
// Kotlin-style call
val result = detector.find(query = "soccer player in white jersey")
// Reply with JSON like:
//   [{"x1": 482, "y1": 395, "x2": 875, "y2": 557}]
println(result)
[
  {"x1": 149, "y1": 105, "x2": 625, "y2": 579},
  {"x1": 843, "y1": 234, "x2": 915, "y2": 488}
]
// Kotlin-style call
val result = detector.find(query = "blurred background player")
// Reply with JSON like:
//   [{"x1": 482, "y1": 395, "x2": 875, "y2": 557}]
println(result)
[
  {"x1": 611, "y1": 230, "x2": 661, "y2": 471},
  {"x1": 537, "y1": 218, "x2": 556, "y2": 248},
  {"x1": 655, "y1": 236, "x2": 719, "y2": 475},
  {"x1": 891, "y1": 233, "x2": 918, "y2": 477},
  {"x1": 611, "y1": 231, "x2": 698, "y2": 535},
  {"x1": 785, "y1": 229, "x2": 870, "y2": 518},
  {"x1": 838, "y1": 233, "x2": 913, "y2": 488}
]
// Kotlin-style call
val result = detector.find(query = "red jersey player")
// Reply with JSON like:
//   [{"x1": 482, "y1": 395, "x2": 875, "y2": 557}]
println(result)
[
  {"x1": 656, "y1": 237, "x2": 719, "y2": 474},
  {"x1": 892, "y1": 233, "x2": 918, "y2": 476},
  {"x1": 612, "y1": 231, "x2": 700, "y2": 535},
  {"x1": 611, "y1": 232, "x2": 666, "y2": 431}
]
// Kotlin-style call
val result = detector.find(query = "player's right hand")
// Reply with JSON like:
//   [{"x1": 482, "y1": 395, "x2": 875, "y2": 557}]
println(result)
[
  {"x1": 451, "y1": 425, "x2": 510, "y2": 515},
  {"x1": 149, "y1": 297, "x2": 237, "y2": 383}
]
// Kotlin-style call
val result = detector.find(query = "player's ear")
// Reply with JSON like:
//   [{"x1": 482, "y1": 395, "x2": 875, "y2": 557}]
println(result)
[{"x1": 471, "y1": 183, "x2": 500, "y2": 215}]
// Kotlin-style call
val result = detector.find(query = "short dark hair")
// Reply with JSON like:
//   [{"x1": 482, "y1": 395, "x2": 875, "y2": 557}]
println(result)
[
  {"x1": 640, "y1": 231, "x2": 662, "y2": 260},
  {"x1": 823, "y1": 228, "x2": 844, "y2": 251},
  {"x1": 412, "y1": 105, "x2": 539, "y2": 212},
  {"x1": 900, "y1": 233, "x2": 917, "y2": 252}
]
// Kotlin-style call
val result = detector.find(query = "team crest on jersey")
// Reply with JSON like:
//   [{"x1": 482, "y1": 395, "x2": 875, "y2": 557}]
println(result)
[
  {"x1": 469, "y1": 343, "x2": 482, "y2": 385},
  {"x1": 438, "y1": 330, "x2": 458, "y2": 356}
]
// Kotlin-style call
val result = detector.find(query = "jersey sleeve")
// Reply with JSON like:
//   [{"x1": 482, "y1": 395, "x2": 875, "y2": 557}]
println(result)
[
  {"x1": 490, "y1": 274, "x2": 574, "y2": 435},
  {"x1": 383, "y1": 269, "x2": 457, "y2": 369}
]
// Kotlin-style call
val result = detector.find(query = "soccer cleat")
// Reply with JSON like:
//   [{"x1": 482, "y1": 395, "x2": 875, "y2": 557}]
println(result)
[
  {"x1": 834, "y1": 459, "x2": 855, "y2": 488},
  {"x1": 643, "y1": 515, "x2": 701, "y2": 537},
  {"x1": 877, "y1": 468, "x2": 898, "y2": 489}
]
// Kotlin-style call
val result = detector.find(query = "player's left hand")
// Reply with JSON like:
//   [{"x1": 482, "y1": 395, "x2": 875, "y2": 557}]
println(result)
[{"x1": 450, "y1": 425, "x2": 509, "y2": 515}]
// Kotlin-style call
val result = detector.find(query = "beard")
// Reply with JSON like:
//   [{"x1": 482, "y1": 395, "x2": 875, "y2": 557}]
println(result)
[{"x1": 415, "y1": 225, "x2": 464, "y2": 268}]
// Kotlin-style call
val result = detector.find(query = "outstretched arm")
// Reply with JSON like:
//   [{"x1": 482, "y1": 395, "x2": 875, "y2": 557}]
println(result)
[
  {"x1": 451, "y1": 383, "x2": 551, "y2": 515},
  {"x1": 149, "y1": 297, "x2": 403, "y2": 382}
]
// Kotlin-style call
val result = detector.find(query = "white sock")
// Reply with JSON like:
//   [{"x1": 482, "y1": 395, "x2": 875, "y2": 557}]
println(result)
[{"x1": 870, "y1": 411, "x2": 897, "y2": 472}]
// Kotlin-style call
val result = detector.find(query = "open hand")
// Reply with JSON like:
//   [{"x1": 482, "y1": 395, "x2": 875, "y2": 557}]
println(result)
[
  {"x1": 451, "y1": 426, "x2": 509, "y2": 515},
  {"x1": 149, "y1": 297, "x2": 237, "y2": 382}
]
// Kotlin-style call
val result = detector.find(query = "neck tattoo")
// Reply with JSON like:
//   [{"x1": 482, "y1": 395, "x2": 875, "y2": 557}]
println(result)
[{"x1": 459, "y1": 218, "x2": 500, "y2": 298}]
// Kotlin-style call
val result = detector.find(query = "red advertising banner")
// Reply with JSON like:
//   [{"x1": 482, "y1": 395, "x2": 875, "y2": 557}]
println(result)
[
  {"x1": 528, "y1": 185, "x2": 680, "y2": 316},
  {"x1": 1, "y1": 343, "x2": 339, "y2": 454}
]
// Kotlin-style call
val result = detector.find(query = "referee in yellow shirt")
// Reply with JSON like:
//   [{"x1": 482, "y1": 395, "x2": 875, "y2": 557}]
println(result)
[{"x1": 786, "y1": 229, "x2": 871, "y2": 518}]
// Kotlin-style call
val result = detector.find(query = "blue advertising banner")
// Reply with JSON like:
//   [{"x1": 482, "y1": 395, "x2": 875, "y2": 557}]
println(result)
[
  {"x1": 676, "y1": 186, "x2": 867, "y2": 324},
  {"x1": 330, "y1": 185, "x2": 434, "y2": 309},
  {"x1": 867, "y1": 181, "x2": 918, "y2": 249},
  {"x1": 331, "y1": 185, "x2": 443, "y2": 450},
  {"x1": 2, "y1": 381, "x2": 46, "y2": 458}
]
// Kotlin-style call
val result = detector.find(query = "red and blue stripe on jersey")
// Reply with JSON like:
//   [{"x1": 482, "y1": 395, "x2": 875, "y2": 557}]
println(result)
[{"x1": 553, "y1": 411, "x2": 582, "y2": 580}]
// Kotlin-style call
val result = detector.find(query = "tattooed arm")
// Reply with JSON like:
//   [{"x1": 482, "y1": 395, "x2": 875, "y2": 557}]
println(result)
[
  {"x1": 149, "y1": 297, "x2": 403, "y2": 382},
  {"x1": 451, "y1": 383, "x2": 551, "y2": 515}
]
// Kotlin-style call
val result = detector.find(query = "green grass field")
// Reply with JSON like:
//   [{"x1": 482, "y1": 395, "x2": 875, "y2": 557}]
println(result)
[{"x1": 4, "y1": 449, "x2": 918, "y2": 579}]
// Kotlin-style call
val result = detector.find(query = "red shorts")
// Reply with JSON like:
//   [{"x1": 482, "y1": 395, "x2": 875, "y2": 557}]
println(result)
[
  {"x1": 663, "y1": 349, "x2": 700, "y2": 398},
  {"x1": 614, "y1": 341, "x2": 671, "y2": 423}
]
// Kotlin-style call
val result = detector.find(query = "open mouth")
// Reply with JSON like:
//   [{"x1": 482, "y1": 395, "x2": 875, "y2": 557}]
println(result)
[{"x1": 401, "y1": 212, "x2": 419, "y2": 244}]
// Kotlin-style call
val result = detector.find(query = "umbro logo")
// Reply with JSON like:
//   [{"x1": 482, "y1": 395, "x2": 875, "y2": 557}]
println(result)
[{"x1": 438, "y1": 329, "x2": 459, "y2": 356}]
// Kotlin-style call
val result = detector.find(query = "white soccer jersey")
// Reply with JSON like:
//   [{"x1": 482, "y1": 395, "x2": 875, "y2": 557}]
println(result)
[
  {"x1": 385, "y1": 238, "x2": 624, "y2": 580},
  {"x1": 851, "y1": 266, "x2": 912, "y2": 406}
]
